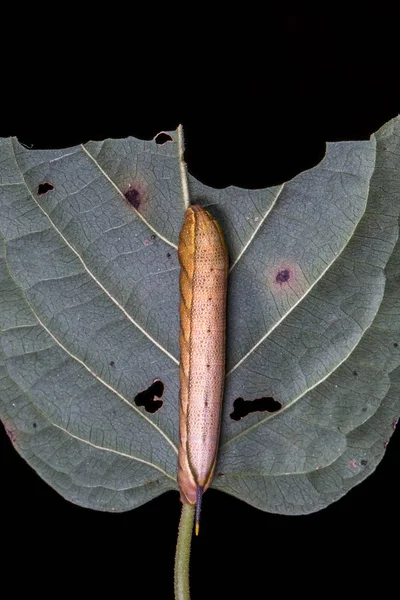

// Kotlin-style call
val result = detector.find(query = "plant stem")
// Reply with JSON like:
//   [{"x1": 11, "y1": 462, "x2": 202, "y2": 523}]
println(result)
[{"x1": 174, "y1": 503, "x2": 195, "y2": 600}]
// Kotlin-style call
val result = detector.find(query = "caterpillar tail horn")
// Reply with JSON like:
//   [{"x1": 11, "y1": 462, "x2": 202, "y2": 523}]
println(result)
[{"x1": 195, "y1": 485, "x2": 204, "y2": 536}]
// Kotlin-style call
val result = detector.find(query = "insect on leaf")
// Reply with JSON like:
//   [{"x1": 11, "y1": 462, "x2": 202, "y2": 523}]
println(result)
[{"x1": 0, "y1": 119, "x2": 399, "y2": 514}]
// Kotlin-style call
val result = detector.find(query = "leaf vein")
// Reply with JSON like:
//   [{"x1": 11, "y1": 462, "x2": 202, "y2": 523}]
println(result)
[
  {"x1": 229, "y1": 183, "x2": 285, "y2": 273},
  {"x1": 10, "y1": 139, "x2": 179, "y2": 367}
]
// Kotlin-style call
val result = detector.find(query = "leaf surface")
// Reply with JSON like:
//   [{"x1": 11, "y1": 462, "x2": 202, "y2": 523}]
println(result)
[{"x1": 1, "y1": 121, "x2": 399, "y2": 513}]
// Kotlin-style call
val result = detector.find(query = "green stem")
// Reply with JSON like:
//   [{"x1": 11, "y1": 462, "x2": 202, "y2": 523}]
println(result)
[{"x1": 174, "y1": 503, "x2": 195, "y2": 600}]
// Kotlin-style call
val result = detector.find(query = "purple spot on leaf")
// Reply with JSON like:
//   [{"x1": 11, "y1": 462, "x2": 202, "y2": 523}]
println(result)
[
  {"x1": 276, "y1": 269, "x2": 290, "y2": 284},
  {"x1": 124, "y1": 187, "x2": 141, "y2": 209}
]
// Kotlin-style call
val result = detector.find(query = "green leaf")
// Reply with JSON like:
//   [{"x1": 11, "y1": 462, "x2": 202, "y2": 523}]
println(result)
[{"x1": 1, "y1": 121, "x2": 399, "y2": 514}]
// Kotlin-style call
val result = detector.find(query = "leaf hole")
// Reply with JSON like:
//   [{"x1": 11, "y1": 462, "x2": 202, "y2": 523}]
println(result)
[
  {"x1": 154, "y1": 132, "x2": 173, "y2": 145},
  {"x1": 167, "y1": 253, "x2": 171, "y2": 259},
  {"x1": 32, "y1": 422, "x2": 37, "y2": 428},
  {"x1": 109, "y1": 361, "x2": 115, "y2": 367},
  {"x1": 37, "y1": 181, "x2": 54, "y2": 196},
  {"x1": 134, "y1": 379, "x2": 164, "y2": 413},
  {"x1": 230, "y1": 396, "x2": 282, "y2": 421},
  {"x1": 361, "y1": 460, "x2": 368, "y2": 466},
  {"x1": 394, "y1": 342, "x2": 398, "y2": 348}
]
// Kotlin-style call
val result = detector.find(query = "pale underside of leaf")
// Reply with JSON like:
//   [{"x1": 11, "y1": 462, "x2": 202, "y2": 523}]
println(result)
[{"x1": 1, "y1": 118, "x2": 399, "y2": 514}]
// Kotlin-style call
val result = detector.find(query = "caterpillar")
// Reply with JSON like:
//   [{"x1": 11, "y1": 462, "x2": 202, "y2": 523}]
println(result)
[{"x1": 177, "y1": 204, "x2": 229, "y2": 535}]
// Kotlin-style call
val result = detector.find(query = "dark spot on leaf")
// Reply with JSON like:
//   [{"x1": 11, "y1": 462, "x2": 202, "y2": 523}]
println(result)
[
  {"x1": 353, "y1": 371, "x2": 358, "y2": 377},
  {"x1": 361, "y1": 460, "x2": 368, "y2": 466},
  {"x1": 394, "y1": 342, "x2": 398, "y2": 348},
  {"x1": 151, "y1": 234, "x2": 156, "y2": 240},
  {"x1": 276, "y1": 269, "x2": 290, "y2": 284},
  {"x1": 37, "y1": 182, "x2": 54, "y2": 196},
  {"x1": 124, "y1": 187, "x2": 141, "y2": 209},
  {"x1": 362, "y1": 407, "x2": 367, "y2": 412},
  {"x1": 230, "y1": 396, "x2": 282, "y2": 421},
  {"x1": 154, "y1": 132, "x2": 173, "y2": 145},
  {"x1": 167, "y1": 253, "x2": 171, "y2": 259},
  {"x1": 33, "y1": 422, "x2": 37, "y2": 428},
  {"x1": 110, "y1": 361, "x2": 115, "y2": 367},
  {"x1": 134, "y1": 379, "x2": 164, "y2": 413}
]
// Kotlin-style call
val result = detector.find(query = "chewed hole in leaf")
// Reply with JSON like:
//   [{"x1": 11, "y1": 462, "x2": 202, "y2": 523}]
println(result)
[
  {"x1": 37, "y1": 181, "x2": 54, "y2": 196},
  {"x1": 154, "y1": 132, "x2": 173, "y2": 145},
  {"x1": 230, "y1": 396, "x2": 282, "y2": 421},
  {"x1": 134, "y1": 379, "x2": 164, "y2": 413}
]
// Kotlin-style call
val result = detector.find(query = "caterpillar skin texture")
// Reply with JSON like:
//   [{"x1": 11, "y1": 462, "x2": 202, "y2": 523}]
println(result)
[{"x1": 177, "y1": 205, "x2": 229, "y2": 508}]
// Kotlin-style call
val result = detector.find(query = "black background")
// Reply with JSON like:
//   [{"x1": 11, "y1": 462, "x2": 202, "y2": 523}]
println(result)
[{"x1": 1, "y1": 8, "x2": 399, "y2": 599}]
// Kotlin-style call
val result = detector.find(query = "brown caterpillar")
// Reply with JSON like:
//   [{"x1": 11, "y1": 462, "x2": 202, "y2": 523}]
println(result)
[{"x1": 177, "y1": 205, "x2": 229, "y2": 535}]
